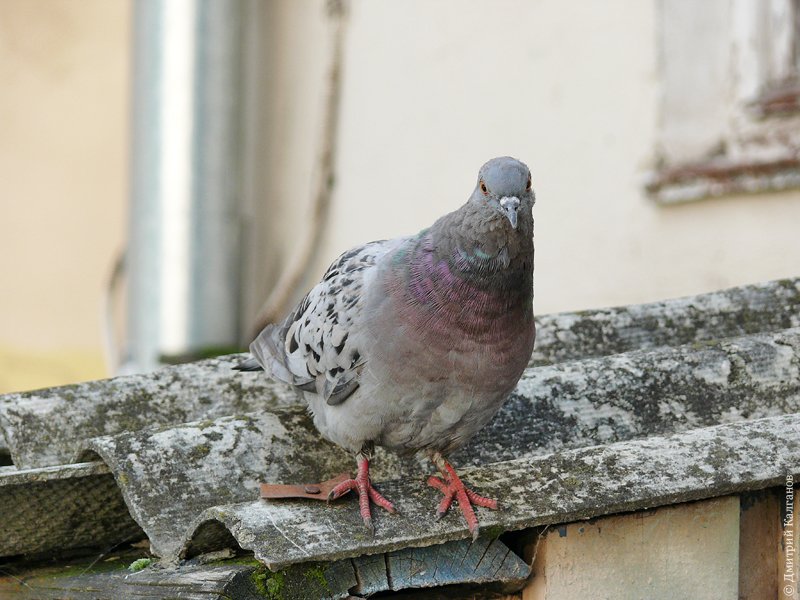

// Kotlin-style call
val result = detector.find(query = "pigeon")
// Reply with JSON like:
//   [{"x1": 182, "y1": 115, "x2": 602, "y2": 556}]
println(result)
[{"x1": 239, "y1": 156, "x2": 536, "y2": 539}]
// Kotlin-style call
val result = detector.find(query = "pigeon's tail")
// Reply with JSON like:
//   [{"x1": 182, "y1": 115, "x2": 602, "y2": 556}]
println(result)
[{"x1": 233, "y1": 356, "x2": 263, "y2": 372}]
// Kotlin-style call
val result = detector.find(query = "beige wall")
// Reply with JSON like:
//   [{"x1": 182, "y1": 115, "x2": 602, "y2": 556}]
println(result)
[
  {"x1": 2, "y1": 0, "x2": 799, "y2": 392},
  {"x1": 0, "y1": 1, "x2": 130, "y2": 392}
]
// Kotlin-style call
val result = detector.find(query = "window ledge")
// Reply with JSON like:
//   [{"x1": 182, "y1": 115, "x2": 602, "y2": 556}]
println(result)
[
  {"x1": 750, "y1": 80, "x2": 800, "y2": 118},
  {"x1": 645, "y1": 156, "x2": 800, "y2": 204}
]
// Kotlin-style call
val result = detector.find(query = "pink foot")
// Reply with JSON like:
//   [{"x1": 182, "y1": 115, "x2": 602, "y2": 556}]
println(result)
[
  {"x1": 328, "y1": 455, "x2": 396, "y2": 533},
  {"x1": 427, "y1": 461, "x2": 498, "y2": 541}
]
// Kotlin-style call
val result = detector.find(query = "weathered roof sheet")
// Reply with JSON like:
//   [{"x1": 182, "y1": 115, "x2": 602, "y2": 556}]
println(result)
[
  {"x1": 1, "y1": 461, "x2": 143, "y2": 558},
  {"x1": 532, "y1": 276, "x2": 800, "y2": 364},
  {"x1": 185, "y1": 412, "x2": 800, "y2": 569},
  {"x1": 1, "y1": 277, "x2": 799, "y2": 597},
  {"x1": 66, "y1": 326, "x2": 800, "y2": 564},
  {"x1": 0, "y1": 354, "x2": 298, "y2": 470}
]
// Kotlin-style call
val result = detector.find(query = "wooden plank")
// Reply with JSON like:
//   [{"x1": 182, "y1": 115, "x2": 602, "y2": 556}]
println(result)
[
  {"x1": 0, "y1": 549, "x2": 262, "y2": 600},
  {"x1": 522, "y1": 497, "x2": 740, "y2": 600},
  {"x1": 247, "y1": 559, "x2": 357, "y2": 599},
  {"x1": 350, "y1": 552, "x2": 388, "y2": 595},
  {"x1": 0, "y1": 539, "x2": 527, "y2": 599},
  {"x1": 382, "y1": 536, "x2": 528, "y2": 592},
  {"x1": 739, "y1": 489, "x2": 781, "y2": 599}
]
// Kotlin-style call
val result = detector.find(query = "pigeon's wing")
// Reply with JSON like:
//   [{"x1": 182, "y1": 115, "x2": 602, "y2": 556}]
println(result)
[{"x1": 250, "y1": 239, "x2": 396, "y2": 405}]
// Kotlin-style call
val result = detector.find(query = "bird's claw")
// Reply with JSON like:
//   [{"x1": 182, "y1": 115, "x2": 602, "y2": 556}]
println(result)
[
  {"x1": 427, "y1": 462, "x2": 498, "y2": 540},
  {"x1": 471, "y1": 526, "x2": 481, "y2": 543},
  {"x1": 363, "y1": 516, "x2": 375, "y2": 536},
  {"x1": 327, "y1": 478, "x2": 353, "y2": 503},
  {"x1": 327, "y1": 457, "x2": 396, "y2": 534}
]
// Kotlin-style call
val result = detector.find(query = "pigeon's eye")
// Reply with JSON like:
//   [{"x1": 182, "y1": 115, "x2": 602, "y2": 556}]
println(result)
[
  {"x1": 480, "y1": 180, "x2": 488, "y2": 195},
  {"x1": 526, "y1": 176, "x2": 532, "y2": 191}
]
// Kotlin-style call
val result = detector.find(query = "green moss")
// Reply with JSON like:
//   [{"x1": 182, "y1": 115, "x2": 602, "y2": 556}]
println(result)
[
  {"x1": 482, "y1": 524, "x2": 506, "y2": 540},
  {"x1": 188, "y1": 444, "x2": 211, "y2": 459},
  {"x1": 128, "y1": 558, "x2": 152, "y2": 572},
  {"x1": 561, "y1": 475, "x2": 581, "y2": 488},
  {"x1": 689, "y1": 339, "x2": 720, "y2": 350},
  {"x1": 303, "y1": 564, "x2": 330, "y2": 592},
  {"x1": 685, "y1": 463, "x2": 709, "y2": 480},
  {"x1": 226, "y1": 379, "x2": 245, "y2": 397},
  {"x1": 244, "y1": 421, "x2": 263, "y2": 434},
  {"x1": 251, "y1": 566, "x2": 285, "y2": 599}
]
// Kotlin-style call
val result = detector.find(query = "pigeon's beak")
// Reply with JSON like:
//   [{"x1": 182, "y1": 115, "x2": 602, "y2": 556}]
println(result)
[{"x1": 500, "y1": 196, "x2": 520, "y2": 229}]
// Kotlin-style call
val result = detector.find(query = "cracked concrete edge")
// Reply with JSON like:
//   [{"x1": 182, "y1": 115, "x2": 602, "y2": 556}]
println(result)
[
  {"x1": 179, "y1": 413, "x2": 800, "y2": 570},
  {"x1": 0, "y1": 460, "x2": 110, "y2": 485}
]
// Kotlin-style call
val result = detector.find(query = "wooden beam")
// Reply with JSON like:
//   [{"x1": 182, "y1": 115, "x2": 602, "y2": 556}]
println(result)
[
  {"x1": 739, "y1": 489, "x2": 781, "y2": 599},
  {"x1": 0, "y1": 537, "x2": 528, "y2": 599},
  {"x1": 521, "y1": 497, "x2": 740, "y2": 600}
]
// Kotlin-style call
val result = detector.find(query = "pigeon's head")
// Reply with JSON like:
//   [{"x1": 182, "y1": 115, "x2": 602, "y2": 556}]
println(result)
[{"x1": 471, "y1": 157, "x2": 535, "y2": 230}]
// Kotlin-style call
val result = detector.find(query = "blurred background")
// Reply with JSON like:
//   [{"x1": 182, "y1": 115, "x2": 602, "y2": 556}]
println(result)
[{"x1": 1, "y1": 0, "x2": 799, "y2": 393}]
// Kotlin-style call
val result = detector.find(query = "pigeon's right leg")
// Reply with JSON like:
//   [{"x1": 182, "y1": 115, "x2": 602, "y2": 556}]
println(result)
[{"x1": 327, "y1": 448, "x2": 396, "y2": 533}]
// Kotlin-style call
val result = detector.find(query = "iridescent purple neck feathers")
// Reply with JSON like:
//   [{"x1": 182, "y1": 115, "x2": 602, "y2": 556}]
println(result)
[{"x1": 384, "y1": 199, "x2": 534, "y2": 344}]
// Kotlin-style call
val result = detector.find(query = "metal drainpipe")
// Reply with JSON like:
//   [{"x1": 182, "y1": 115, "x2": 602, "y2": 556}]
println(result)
[{"x1": 126, "y1": 0, "x2": 244, "y2": 372}]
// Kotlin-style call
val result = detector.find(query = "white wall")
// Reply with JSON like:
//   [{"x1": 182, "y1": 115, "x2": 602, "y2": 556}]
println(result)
[{"x1": 288, "y1": 0, "x2": 800, "y2": 316}]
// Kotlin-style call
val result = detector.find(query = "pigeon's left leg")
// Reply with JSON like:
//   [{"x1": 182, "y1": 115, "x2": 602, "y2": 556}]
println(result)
[
  {"x1": 328, "y1": 448, "x2": 396, "y2": 533},
  {"x1": 426, "y1": 452, "x2": 498, "y2": 541}
]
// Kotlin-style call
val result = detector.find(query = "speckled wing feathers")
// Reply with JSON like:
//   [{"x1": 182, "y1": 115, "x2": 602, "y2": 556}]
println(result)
[{"x1": 250, "y1": 240, "x2": 395, "y2": 405}]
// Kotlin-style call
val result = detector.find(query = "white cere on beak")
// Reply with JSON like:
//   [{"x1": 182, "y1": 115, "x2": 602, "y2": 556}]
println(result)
[{"x1": 500, "y1": 196, "x2": 520, "y2": 229}]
